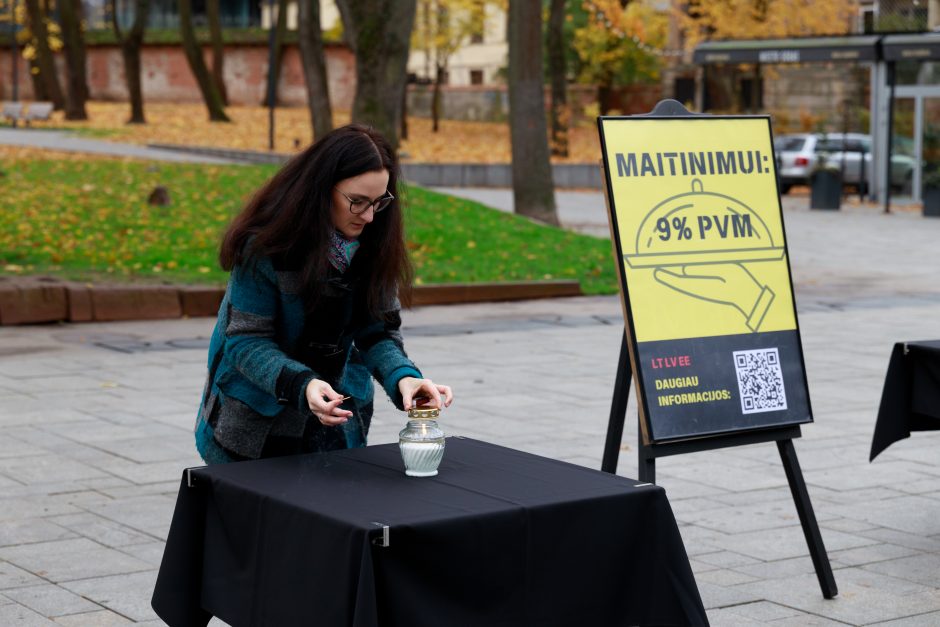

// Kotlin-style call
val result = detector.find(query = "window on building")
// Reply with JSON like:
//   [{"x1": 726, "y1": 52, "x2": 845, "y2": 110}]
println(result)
[
  {"x1": 860, "y1": 7, "x2": 875, "y2": 34},
  {"x1": 673, "y1": 77, "x2": 695, "y2": 107},
  {"x1": 738, "y1": 77, "x2": 763, "y2": 111},
  {"x1": 470, "y1": 70, "x2": 484, "y2": 85}
]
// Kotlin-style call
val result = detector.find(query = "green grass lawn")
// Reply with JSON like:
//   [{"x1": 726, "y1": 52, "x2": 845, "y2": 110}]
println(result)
[{"x1": 0, "y1": 158, "x2": 618, "y2": 294}]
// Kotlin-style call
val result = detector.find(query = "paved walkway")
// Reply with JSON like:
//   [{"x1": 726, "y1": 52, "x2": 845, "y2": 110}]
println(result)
[
  {"x1": 0, "y1": 129, "x2": 238, "y2": 164},
  {"x1": 2, "y1": 140, "x2": 940, "y2": 624}
]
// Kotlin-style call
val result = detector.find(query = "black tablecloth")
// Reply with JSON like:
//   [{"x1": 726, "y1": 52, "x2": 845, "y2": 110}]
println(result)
[
  {"x1": 152, "y1": 437, "x2": 707, "y2": 627},
  {"x1": 870, "y1": 340, "x2": 940, "y2": 461}
]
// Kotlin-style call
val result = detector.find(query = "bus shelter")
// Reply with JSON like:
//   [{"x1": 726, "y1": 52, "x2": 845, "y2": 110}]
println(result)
[{"x1": 693, "y1": 34, "x2": 940, "y2": 207}]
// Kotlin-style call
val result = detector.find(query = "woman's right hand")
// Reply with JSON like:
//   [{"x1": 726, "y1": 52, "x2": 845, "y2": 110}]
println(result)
[{"x1": 305, "y1": 379, "x2": 352, "y2": 426}]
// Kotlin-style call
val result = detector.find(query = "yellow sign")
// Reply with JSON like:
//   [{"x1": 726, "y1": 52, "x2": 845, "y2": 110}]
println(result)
[{"x1": 600, "y1": 117, "x2": 796, "y2": 343}]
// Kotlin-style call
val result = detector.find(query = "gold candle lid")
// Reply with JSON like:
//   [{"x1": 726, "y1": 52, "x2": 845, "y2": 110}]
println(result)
[{"x1": 407, "y1": 406, "x2": 441, "y2": 419}]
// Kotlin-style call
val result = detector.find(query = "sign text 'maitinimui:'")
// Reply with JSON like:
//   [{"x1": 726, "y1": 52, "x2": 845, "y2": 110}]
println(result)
[{"x1": 615, "y1": 151, "x2": 772, "y2": 178}]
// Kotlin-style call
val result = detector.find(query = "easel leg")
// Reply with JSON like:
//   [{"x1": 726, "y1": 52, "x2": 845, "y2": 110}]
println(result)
[
  {"x1": 601, "y1": 332, "x2": 632, "y2": 474},
  {"x1": 638, "y1": 443, "x2": 655, "y2": 484},
  {"x1": 777, "y1": 439, "x2": 838, "y2": 599}
]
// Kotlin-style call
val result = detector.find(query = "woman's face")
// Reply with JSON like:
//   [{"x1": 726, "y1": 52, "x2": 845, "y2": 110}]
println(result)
[{"x1": 330, "y1": 169, "x2": 390, "y2": 239}]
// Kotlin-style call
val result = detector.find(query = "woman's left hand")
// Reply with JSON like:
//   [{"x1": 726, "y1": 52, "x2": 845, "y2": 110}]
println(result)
[{"x1": 398, "y1": 377, "x2": 454, "y2": 410}]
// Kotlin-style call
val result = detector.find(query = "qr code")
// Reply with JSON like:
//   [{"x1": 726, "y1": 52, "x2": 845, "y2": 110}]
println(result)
[{"x1": 733, "y1": 348, "x2": 787, "y2": 414}]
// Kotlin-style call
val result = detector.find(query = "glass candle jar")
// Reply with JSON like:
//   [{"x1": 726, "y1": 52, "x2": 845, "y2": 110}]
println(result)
[{"x1": 398, "y1": 406, "x2": 445, "y2": 477}]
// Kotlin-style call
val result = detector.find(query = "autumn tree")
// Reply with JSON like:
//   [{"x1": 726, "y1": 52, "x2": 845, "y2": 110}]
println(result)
[
  {"x1": 298, "y1": 0, "x2": 333, "y2": 141},
  {"x1": 679, "y1": 0, "x2": 855, "y2": 48},
  {"x1": 0, "y1": 2, "x2": 40, "y2": 100},
  {"x1": 179, "y1": 0, "x2": 229, "y2": 121},
  {"x1": 572, "y1": 0, "x2": 667, "y2": 115},
  {"x1": 508, "y1": 0, "x2": 558, "y2": 225},
  {"x1": 23, "y1": 0, "x2": 64, "y2": 109},
  {"x1": 335, "y1": 0, "x2": 417, "y2": 150},
  {"x1": 412, "y1": 0, "x2": 487, "y2": 132},
  {"x1": 111, "y1": 0, "x2": 149, "y2": 124}
]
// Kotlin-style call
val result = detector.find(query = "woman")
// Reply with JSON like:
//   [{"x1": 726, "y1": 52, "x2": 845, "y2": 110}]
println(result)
[{"x1": 194, "y1": 124, "x2": 453, "y2": 464}]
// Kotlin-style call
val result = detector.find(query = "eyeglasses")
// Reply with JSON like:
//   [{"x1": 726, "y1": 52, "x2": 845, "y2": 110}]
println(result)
[{"x1": 335, "y1": 187, "x2": 395, "y2": 215}]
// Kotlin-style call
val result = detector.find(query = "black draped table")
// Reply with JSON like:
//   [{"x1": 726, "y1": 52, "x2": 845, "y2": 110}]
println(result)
[
  {"x1": 152, "y1": 437, "x2": 707, "y2": 627},
  {"x1": 870, "y1": 340, "x2": 940, "y2": 461}
]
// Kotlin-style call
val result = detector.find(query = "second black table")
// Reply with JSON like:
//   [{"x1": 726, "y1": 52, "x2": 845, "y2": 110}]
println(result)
[{"x1": 870, "y1": 340, "x2": 940, "y2": 461}]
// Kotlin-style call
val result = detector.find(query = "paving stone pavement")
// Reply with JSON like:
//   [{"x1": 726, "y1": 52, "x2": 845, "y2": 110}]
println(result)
[{"x1": 1, "y1": 189, "x2": 940, "y2": 625}]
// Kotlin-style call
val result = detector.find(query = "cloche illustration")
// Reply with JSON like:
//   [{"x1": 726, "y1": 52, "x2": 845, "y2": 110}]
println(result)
[{"x1": 624, "y1": 179, "x2": 785, "y2": 269}]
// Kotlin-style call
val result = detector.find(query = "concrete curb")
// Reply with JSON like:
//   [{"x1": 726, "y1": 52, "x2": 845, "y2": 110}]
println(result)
[
  {"x1": 145, "y1": 143, "x2": 604, "y2": 189},
  {"x1": 0, "y1": 277, "x2": 582, "y2": 325}
]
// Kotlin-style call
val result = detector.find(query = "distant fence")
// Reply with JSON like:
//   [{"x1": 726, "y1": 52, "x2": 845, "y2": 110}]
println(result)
[{"x1": 406, "y1": 84, "x2": 663, "y2": 124}]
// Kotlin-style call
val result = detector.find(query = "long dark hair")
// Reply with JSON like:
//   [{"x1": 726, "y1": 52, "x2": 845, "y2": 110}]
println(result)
[{"x1": 220, "y1": 124, "x2": 412, "y2": 317}]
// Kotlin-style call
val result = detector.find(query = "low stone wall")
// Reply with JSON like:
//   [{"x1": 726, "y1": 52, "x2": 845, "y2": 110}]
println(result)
[
  {"x1": 0, "y1": 277, "x2": 581, "y2": 325},
  {"x1": 401, "y1": 163, "x2": 603, "y2": 189}
]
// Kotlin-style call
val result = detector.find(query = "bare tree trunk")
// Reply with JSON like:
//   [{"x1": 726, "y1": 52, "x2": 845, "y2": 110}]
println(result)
[
  {"x1": 179, "y1": 0, "x2": 229, "y2": 121},
  {"x1": 206, "y1": 0, "x2": 228, "y2": 106},
  {"x1": 401, "y1": 81, "x2": 408, "y2": 140},
  {"x1": 23, "y1": 0, "x2": 65, "y2": 109},
  {"x1": 263, "y1": 0, "x2": 289, "y2": 107},
  {"x1": 430, "y1": 2, "x2": 446, "y2": 134},
  {"x1": 547, "y1": 0, "x2": 568, "y2": 157},
  {"x1": 59, "y1": 0, "x2": 89, "y2": 120},
  {"x1": 335, "y1": 0, "x2": 417, "y2": 151},
  {"x1": 76, "y1": 0, "x2": 90, "y2": 102},
  {"x1": 297, "y1": 0, "x2": 333, "y2": 141},
  {"x1": 28, "y1": 59, "x2": 47, "y2": 101},
  {"x1": 598, "y1": 83, "x2": 611, "y2": 116},
  {"x1": 432, "y1": 63, "x2": 443, "y2": 133},
  {"x1": 508, "y1": 0, "x2": 558, "y2": 225},
  {"x1": 112, "y1": 0, "x2": 150, "y2": 124}
]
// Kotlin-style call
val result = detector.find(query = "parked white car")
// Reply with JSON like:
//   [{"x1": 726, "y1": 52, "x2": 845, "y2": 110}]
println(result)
[{"x1": 774, "y1": 133, "x2": 915, "y2": 194}]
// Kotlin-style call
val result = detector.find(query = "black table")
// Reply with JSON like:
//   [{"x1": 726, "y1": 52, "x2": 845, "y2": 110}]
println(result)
[
  {"x1": 152, "y1": 438, "x2": 707, "y2": 627},
  {"x1": 870, "y1": 340, "x2": 940, "y2": 461}
]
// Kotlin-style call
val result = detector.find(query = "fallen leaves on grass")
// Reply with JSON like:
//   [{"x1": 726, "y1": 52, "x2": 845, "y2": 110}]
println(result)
[
  {"x1": 41, "y1": 101, "x2": 603, "y2": 163},
  {"x1": 0, "y1": 159, "x2": 619, "y2": 293}
]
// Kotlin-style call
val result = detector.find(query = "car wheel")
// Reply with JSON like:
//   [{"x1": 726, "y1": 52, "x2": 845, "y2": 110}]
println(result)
[{"x1": 780, "y1": 184, "x2": 792, "y2": 195}]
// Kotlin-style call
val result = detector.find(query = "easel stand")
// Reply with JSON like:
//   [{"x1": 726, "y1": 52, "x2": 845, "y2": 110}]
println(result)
[{"x1": 602, "y1": 333, "x2": 837, "y2": 600}]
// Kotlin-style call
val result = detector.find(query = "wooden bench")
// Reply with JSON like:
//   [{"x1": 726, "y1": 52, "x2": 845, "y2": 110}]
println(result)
[
  {"x1": 1, "y1": 101, "x2": 54, "y2": 126},
  {"x1": 1, "y1": 102, "x2": 23, "y2": 124}
]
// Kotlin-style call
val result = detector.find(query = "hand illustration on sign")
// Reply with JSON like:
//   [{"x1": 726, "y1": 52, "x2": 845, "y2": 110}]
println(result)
[
  {"x1": 624, "y1": 180, "x2": 785, "y2": 333},
  {"x1": 653, "y1": 264, "x2": 775, "y2": 332}
]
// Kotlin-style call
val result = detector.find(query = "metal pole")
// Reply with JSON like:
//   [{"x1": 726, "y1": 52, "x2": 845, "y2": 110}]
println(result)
[
  {"x1": 11, "y1": 0, "x2": 19, "y2": 107},
  {"x1": 884, "y1": 62, "x2": 896, "y2": 214},
  {"x1": 266, "y1": 0, "x2": 276, "y2": 151}
]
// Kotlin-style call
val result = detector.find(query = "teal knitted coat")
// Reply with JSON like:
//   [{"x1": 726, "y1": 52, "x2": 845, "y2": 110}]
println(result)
[{"x1": 194, "y1": 255, "x2": 421, "y2": 464}]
